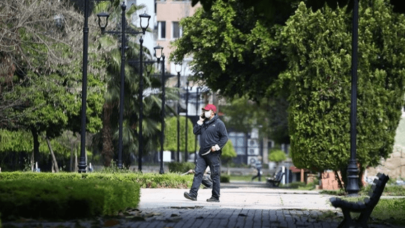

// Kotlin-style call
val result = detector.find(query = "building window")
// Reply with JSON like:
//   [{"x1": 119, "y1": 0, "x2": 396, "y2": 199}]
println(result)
[
  {"x1": 158, "y1": 21, "x2": 166, "y2": 39},
  {"x1": 172, "y1": 21, "x2": 182, "y2": 39},
  {"x1": 229, "y1": 132, "x2": 246, "y2": 155}
]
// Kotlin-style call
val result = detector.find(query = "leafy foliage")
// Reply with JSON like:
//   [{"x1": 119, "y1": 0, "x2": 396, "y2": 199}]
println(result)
[
  {"x1": 171, "y1": 0, "x2": 287, "y2": 101},
  {"x1": 168, "y1": 162, "x2": 196, "y2": 173},
  {"x1": 280, "y1": 1, "x2": 405, "y2": 171},
  {"x1": 163, "y1": 116, "x2": 197, "y2": 153},
  {"x1": 191, "y1": 0, "x2": 405, "y2": 21},
  {"x1": 221, "y1": 138, "x2": 237, "y2": 159},
  {"x1": 268, "y1": 149, "x2": 287, "y2": 163}
]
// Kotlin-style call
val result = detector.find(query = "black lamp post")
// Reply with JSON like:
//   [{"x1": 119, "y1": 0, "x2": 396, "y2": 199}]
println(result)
[
  {"x1": 346, "y1": 0, "x2": 360, "y2": 196},
  {"x1": 78, "y1": 0, "x2": 90, "y2": 173},
  {"x1": 96, "y1": 1, "x2": 150, "y2": 169},
  {"x1": 175, "y1": 63, "x2": 182, "y2": 162},
  {"x1": 185, "y1": 81, "x2": 189, "y2": 162},
  {"x1": 154, "y1": 46, "x2": 165, "y2": 174},
  {"x1": 194, "y1": 86, "x2": 202, "y2": 165}
]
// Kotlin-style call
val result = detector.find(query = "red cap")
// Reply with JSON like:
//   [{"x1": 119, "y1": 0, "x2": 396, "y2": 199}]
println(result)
[{"x1": 202, "y1": 104, "x2": 217, "y2": 113}]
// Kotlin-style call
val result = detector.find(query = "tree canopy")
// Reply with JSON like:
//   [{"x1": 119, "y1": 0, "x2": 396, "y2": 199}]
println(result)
[
  {"x1": 171, "y1": 0, "x2": 287, "y2": 101},
  {"x1": 192, "y1": 0, "x2": 405, "y2": 20}
]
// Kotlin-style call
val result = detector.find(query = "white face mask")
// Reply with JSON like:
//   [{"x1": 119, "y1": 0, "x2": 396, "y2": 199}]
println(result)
[{"x1": 204, "y1": 110, "x2": 212, "y2": 119}]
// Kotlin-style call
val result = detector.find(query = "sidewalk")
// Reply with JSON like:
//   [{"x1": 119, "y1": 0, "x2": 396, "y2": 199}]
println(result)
[
  {"x1": 2, "y1": 182, "x2": 404, "y2": 228},
  {"x1": 138, "y1": 186, "x2": 333, "y2": 210}
]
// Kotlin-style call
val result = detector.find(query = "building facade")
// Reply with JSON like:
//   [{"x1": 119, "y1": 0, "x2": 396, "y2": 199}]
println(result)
[{"x1": 156, "y1": 0, "x2": 199, "y2": 75}]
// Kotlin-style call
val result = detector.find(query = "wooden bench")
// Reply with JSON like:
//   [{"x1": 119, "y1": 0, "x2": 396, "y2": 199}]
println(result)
[
  {"x1": 267, "y1": 170, "x2": 285, "y2": 187},
  {"x1": 329, "y1": 173, "x2": 389, "y2": 228}
]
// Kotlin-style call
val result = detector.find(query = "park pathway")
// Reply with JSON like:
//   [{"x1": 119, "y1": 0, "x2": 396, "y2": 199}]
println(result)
[{"x1": 2, "y1": 181, "x2": 404, "y2": 228}]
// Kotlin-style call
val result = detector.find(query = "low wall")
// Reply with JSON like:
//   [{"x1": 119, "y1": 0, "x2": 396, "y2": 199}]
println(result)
[
  {"x1": 366, "y1": 150, "x2": 405, "y2": 179},
  {"x1": 320, "y1": 171, "x2": 341, "y2": 190}
]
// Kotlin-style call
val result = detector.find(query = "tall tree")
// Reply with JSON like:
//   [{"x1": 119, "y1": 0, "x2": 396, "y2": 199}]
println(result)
[
  {"x1": 0, "y1": 0, "x2": 105, "y2": 169},
  {"x1": 279, "y1": 1, "x2": 405, "y2": 183},
  {"x1": 171, "y1": 0, "x2": 290, "y2": 144}
]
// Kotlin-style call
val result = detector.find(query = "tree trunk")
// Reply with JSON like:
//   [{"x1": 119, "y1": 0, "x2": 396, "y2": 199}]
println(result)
[
  {"x1": 74, "y1": 150, "x2": 78, "y2": 172},
  {"x1": 45, "y1": 136, "x2": 59, "y2": 172},
  {"x1": 333, "y1": 170, "x2": 345, "y2": 190},
  {"x1": 31, "y1": 150, "x2": 34, "y2": 171},
  {"x1": 70, "y1": 149, "x2": 74, "y2": 172},
  {"x1": 31, "y1": 128, "x2": 40, "y2": 169},
  {"x1": 101, "y1": 102, "x2": 114, "y2": 167}
]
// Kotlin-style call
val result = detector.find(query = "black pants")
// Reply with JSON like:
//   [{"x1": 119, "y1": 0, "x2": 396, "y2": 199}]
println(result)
[
  {"x1": 252, "y1": 168, "x2": 262, "y2": 181},
  {"x1": 190, "y1": 152, "x2": 221, "y2": 199}
]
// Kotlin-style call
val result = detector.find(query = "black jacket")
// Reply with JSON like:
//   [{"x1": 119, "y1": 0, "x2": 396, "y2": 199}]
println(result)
[{"x1": 193, "y1": 114, "x2": 228, "y2": 156}]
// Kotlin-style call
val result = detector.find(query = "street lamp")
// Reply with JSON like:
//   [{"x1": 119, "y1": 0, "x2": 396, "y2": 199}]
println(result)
[
  {"x1": 96, "y1": 1, "x2": 150, "y2": 170},
  {"x1": 154, "y1": 45, "x2": 165, "y2": 174},
  {"x1": 78, "y1": 0, "x2": 91, "y2": 173},
  {"x1": 346, "y1": 0, "x2": 360, "y2": 196},
  {"x1": 175, "y1": 62, "x2": 182, "y2": 162},
  {"x1": 54, "y1": 14, "x2": 64, "y2": 28},
  {"x1": 185, "y1": 81, "x2": 189, "y2": 162}
]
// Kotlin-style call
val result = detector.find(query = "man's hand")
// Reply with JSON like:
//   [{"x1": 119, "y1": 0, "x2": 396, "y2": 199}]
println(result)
[
  {"x1": 211, "y1": 145, "x2": 221, "y2": 152},
  {"x1": 197, "y1": 115, "x2": 205, "y2": 125}
]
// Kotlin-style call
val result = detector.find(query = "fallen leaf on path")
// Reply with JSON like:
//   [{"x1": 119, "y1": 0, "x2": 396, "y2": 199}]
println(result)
[{"x1": 104, "y1": 220, "x2": 120, "y2": 227}]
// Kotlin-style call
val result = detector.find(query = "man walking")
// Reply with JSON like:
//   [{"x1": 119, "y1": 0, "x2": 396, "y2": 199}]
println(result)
[
  {"x1": 251, "y1": 156, "x2": 262, "y2": 182},
  {"x1": 184, "y1": 104, "x2": 228, "y2": 202}
]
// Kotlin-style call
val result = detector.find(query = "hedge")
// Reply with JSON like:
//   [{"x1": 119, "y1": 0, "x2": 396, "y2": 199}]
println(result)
[
  {"x1": 168, "y1": 162, "x2": 196, "y2": 173},
  {"x1": 0, "y1": 172, "x2": 193, "y2": 189},
  {"x1": 0, "y1": 178, "x2": 140, "y2": 220},
  {"x1": 220, "y1": 175, "x2": 230, "y2": 183}
]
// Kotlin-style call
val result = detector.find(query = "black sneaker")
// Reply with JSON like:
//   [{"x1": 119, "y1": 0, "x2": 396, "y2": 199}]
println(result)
[
  {"x1": 184, "y1": 192, "x2": 197, "y2": 201},
  {"x1": 206, "y1": 197, "x2": 220, "y2": 202}
]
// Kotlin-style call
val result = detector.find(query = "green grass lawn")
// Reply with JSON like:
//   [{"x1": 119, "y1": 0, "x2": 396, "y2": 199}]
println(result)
[
  {"x1": 325, "y1": 196, "x2": 405, "y2": 226},
  {"x1": 321, "y1": 184, "x2": 405, "y2": 226}
]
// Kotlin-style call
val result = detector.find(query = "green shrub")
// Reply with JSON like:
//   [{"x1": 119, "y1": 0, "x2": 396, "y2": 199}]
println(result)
[
  {"x1": 281, "y1": 1, "x2": 405, "y2": 173},
  {"x1": 269, "y1": 149, "x2": 287, "y2": 163},
  {"x1": 168, "y1": 162, "x2": 196, "y2": 173},
  {"x1": 0, "y1": 178, "x2": 140, "y2": 219},
  {"x1": 220, "y1": 175, "x2": 230, "y2": 183},
  {"x1": 0, "y1": 172, "x2": 193, "y2": 189},
  {"x1": 99, "y1": 161, "x2": 132, "y2": 173}
]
